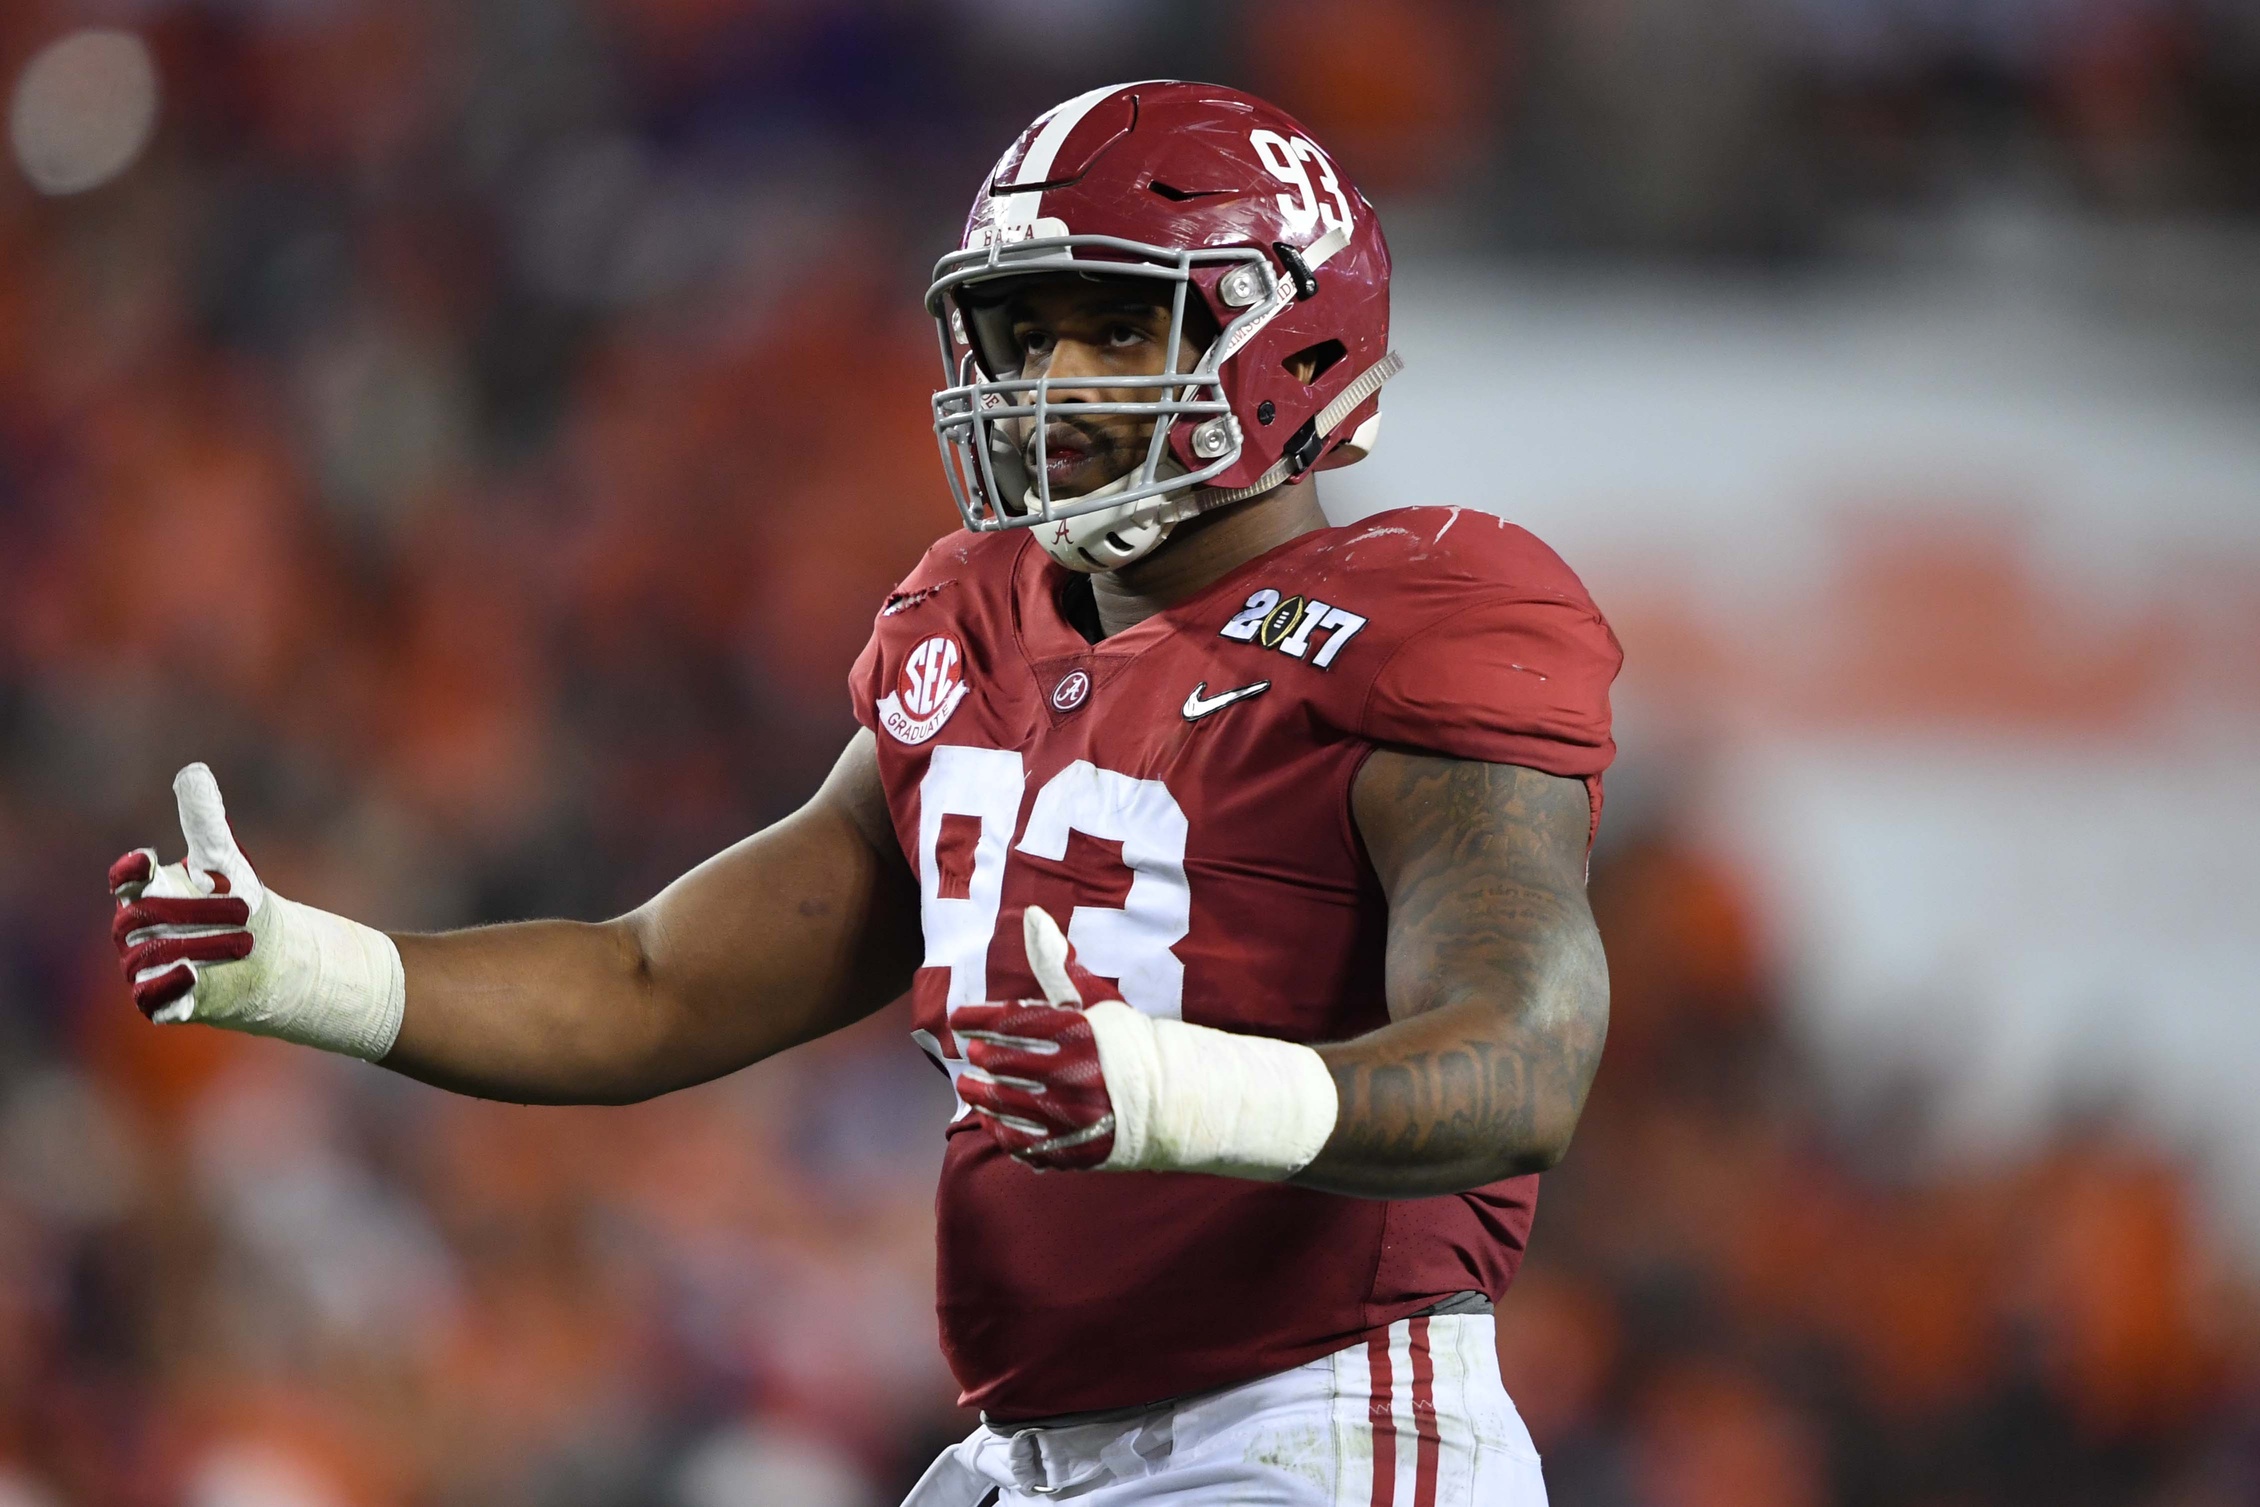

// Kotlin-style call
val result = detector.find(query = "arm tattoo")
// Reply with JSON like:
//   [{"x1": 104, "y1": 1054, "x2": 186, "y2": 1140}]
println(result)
[{"x1": 1292, "y1": 753, "x2": 1609, "y2": 1199}]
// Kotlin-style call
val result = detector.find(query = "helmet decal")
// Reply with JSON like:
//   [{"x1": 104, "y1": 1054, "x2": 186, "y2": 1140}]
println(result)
[{"x1": 875, "y1": 634, "x2": 971, "y2": 745}]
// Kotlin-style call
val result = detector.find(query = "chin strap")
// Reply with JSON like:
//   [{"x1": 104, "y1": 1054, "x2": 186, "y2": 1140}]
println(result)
[
  {"x1": 1195, "y1": 348, "x2": 1406, "y2": 513},
  {"x1": 1024, "y1": 460, "x2": 1203, "y2": 573}
]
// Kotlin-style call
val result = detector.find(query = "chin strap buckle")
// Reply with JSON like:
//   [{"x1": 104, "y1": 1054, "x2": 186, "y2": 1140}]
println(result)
[
  {"x1": 1196, "y1": 348, "x2": 1407, "y2": 511},
  {"x1": 1271, "y1": 241, "x2": 1320, "y2": 301}
]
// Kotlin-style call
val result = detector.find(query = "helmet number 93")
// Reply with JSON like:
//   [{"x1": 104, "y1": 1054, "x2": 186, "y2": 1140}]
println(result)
[{"x1": 1249, "y1": 130, "x2": 1353, "y2": 242}]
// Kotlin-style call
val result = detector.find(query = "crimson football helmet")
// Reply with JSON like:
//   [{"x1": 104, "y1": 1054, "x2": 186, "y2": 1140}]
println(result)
[{"x1": 927, "y1": 81, "x2": 1401, "y2": 573}]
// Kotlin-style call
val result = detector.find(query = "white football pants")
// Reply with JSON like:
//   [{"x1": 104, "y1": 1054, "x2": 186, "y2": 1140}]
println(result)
[{"x1": 901, "y1": 1315, "x2": 1546, "y2": 1506}]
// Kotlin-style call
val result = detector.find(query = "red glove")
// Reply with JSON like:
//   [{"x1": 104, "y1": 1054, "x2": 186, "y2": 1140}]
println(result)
[
  {"x1": 108, "y1": 848, "x2": 252, "y2": 1021},
  {"x1": 950, "y1": 906, "x2": 1120, "y2": 1171},
  {"x1": 103, "y1": 764, "x2": 407, "y2": 1061}
]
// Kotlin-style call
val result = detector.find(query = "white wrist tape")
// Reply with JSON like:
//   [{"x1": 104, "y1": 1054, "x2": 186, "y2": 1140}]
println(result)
[
  {"x1": 140, "y1": 865, "x2": 405, "y2": 1062},
  {"x1": 1082, "y1": 1001, "x2": 1340, "y2": 1180},
  {"x1": 244, "y1": 892, "x2": 408, "y2": 1061}
]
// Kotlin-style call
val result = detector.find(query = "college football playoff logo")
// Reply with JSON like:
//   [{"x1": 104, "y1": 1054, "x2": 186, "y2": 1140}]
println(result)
[{"x1": 877, "y1": 634, "x2": 970, "y2": 745}]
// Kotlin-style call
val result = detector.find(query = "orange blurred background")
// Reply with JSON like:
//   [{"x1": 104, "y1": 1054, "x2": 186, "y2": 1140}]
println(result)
[{"x1": 1, "y1": 2, "x2": 2256, "y2": 1503}]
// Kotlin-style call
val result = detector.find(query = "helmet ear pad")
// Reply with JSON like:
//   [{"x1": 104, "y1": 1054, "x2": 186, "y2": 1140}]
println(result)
[
  {"x1": 954, "y1": 281, "x2": 1023, "y2": 382},
  {"x1": 1319, "y1": 394, "x2": 1383, "y2": 470},
  {"x1": 984, "y1": 420, "x2": 1037, "y2": 520}
]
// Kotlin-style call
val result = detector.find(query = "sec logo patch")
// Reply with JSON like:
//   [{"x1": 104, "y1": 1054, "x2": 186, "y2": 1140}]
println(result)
[{"x1": 878, "y1": 634, "x2": 970, "y2": 744}]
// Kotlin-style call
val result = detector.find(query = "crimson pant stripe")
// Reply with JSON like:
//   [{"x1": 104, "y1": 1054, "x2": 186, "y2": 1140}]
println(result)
[
  {"x1": 1367, "y1": 1329, "x2": 1397, "y2": 1507},
  {"x1": 1409, "y1": 1317, "x2": 1441, "y2": 1507}
]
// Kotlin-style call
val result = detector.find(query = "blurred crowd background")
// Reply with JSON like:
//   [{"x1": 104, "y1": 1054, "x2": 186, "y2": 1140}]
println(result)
[{"x1": 1, "y1": 1, "x2": 2257, "y2": 1504}]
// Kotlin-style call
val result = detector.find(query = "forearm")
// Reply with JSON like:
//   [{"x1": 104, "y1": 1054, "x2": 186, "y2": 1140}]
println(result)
[
  {"x1": 1294, "y1": 979, "x2": 1606, "y2": 1198},
  {"x1": 1300, "y1": 752, "x2": 1611, "y2": 1199},
  {"x1": 384, "y1": 919, "x2": 680, "y2": 1104},
  {"x1": 384, "y1": 794, "x2": 920, "y2": 1106}
]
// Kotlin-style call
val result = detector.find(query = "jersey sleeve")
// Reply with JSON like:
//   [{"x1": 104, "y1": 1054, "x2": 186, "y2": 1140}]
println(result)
[
  {"x1": 848, "y1": 529, "x2": 977, "y2": 731},
  {"x1": 848, "y1": 624, "x2": 884, "y2": 731},
  {"x1": 1359, "y1": 590, "x2": 1621, "y2": 778}
]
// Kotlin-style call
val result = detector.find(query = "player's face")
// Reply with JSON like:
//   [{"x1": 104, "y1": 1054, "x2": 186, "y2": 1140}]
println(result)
[{"x1": 998, "y1": 275, "x2": 1214, "y2": 500}]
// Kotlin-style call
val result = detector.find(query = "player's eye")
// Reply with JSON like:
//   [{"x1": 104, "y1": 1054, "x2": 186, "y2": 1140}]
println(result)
[
  {"x1": 1015, "y1": 327, "x2": 1054, "y2": 359},
  {"x1": 1105, "y1": 323, "x2": 1148, "y2": 348}
]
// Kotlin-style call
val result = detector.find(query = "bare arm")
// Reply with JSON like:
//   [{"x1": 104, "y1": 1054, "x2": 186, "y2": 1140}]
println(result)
[
  {"x1": 383, "y1": 729, "x2": 923, "y2": 1105},
  {"x1": 1291, "y1": 751, "x2": 1609, "y2": 1198}
]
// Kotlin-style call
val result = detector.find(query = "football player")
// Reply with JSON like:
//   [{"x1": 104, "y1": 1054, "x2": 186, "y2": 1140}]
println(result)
[{"x1": 108, "y1": 83, "x2": 1620, "y2": 1506}]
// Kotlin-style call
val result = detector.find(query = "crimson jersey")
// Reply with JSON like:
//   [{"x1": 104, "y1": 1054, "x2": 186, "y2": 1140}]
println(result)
[{"x1": 848, "y1": 505, "x2": 1621, "y2": 1420}]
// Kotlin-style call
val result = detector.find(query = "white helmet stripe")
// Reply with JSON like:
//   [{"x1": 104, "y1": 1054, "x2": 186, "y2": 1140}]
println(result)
[
  {"x1": 991, "y1": 80, "x2": 1172, "y2": 242},
  {"x1": 1002, "y1": 83, "x2": 1122, "y2": 187},
  {"x1": 991, "y1": 83, "x2": 1116, "y2": 243}
]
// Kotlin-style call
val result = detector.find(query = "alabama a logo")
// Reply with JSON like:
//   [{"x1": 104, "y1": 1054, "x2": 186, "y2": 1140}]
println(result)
[{"x1": 877, "y1": 634, "x2": 970, "y2": 745}]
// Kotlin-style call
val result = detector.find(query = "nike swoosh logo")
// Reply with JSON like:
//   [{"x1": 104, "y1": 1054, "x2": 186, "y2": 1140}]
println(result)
[{"x1": 1182, "y1": 680, "x2": 1271, "y2": 720}]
